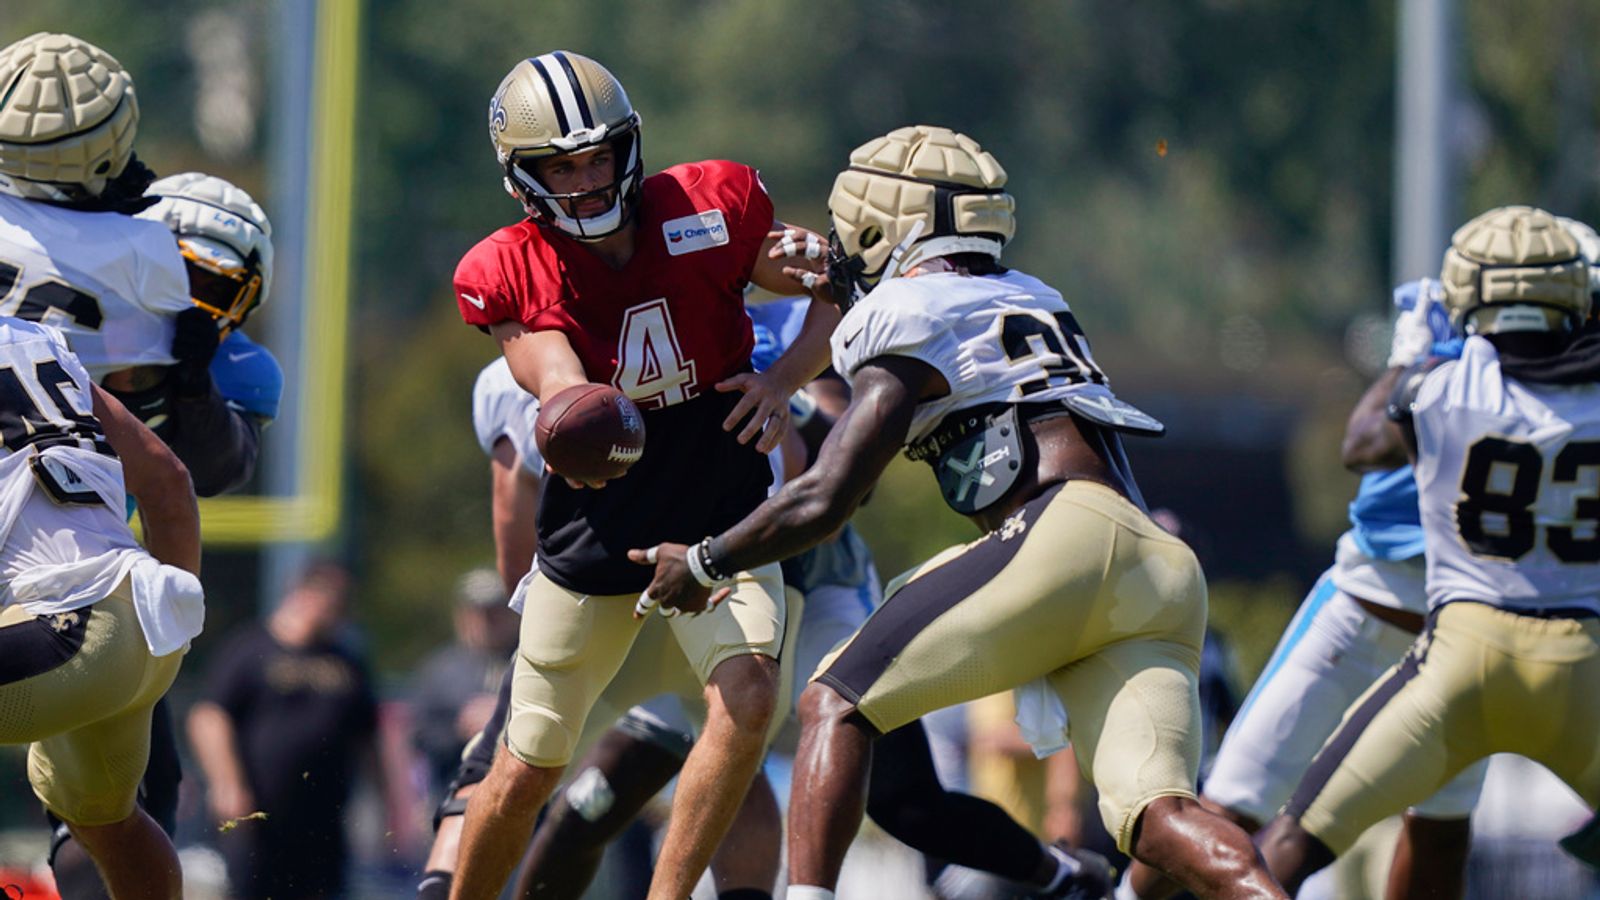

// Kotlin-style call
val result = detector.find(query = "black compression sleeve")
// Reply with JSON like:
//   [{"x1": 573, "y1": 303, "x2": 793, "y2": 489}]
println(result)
[
  {"x1": 865, "y1": 719, "x2": 1045, "y2": 882},
  {"x1": 165, "y1": 373, "x2": 262, "y2": 497}
]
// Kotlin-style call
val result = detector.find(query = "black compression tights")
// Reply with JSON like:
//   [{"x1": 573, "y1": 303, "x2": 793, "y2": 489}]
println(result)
[{"x1": 865, "y1": 718, "x2": 1046, "y2": 883}]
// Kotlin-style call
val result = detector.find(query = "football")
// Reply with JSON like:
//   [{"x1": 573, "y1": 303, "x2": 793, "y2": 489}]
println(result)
[{"x1": 534, "y1": 383, "x2": 647, "y2": 484}]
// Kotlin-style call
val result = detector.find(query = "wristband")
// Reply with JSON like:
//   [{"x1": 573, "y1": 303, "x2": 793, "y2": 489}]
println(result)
[
  {"x1": 685, "y1": 540, "x2": 719, "y2": 588},
  {"x1": 700, "y1": 536, "x2": 732, "y2": 581}
]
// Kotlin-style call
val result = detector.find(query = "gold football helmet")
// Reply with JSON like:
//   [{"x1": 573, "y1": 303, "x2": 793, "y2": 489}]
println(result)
[
  {"x1": 1440, "y1": 206, "x2": 1591, "y2": 334},
  {"x1": 825, "y1": 125, "x2": 1015, "y2": 308},
  {"x1": 138, "y1": 173, "x2": 274, "y2": 333},
  {"x1": 487, "y1": 51, "x2": 642, "y2": 240},
  {"x1": 0, "y1": 33, "x2": 138, "y2": 202}
]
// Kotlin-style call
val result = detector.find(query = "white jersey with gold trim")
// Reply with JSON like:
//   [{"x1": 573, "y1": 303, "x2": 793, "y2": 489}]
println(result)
[
  {"x1": 0, "y1": 318, "x2": 138, "y2": 609},
  {"x1": 1413, "y1": 336, "x2": 1600, "y2": 615},
  {"x1": 472, "y1": 357, "x2": 544, "y2": 477},
  {"x1": 0, "y1": 192, "x2": 190, "y2": 379},
  {"x1": 830, "y1": 270, "x2": 1130, "y2": 445},
  {"x1": 0, "y1": 318, "x2": 204, "y2": 653}
]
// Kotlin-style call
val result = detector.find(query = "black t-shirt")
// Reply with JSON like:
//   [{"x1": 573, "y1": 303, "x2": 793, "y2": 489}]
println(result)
[
  {"x1": 536, "y1": 388, "x2": 772, "y2": 595},
  {"x1": 204, "y1": 624, "x2": 379, "y2": 826}
]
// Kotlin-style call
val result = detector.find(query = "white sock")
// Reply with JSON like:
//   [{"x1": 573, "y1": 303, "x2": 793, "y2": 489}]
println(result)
[
  {"x1": 1042, "y1": 843, "x2": 1082, "y2": 891},
  {"x1": 1113, "y1": 867, "x2": 1141, "y2": 900},
  {"x1": 786, "y1": 888, "x2": 835, "y2": 900}
]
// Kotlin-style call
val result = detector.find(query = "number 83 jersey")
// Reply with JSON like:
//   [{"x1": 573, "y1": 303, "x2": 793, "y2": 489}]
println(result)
[
  {"x1": 1412, "y1": 335, "x2": 1600, "y2": 615},
  {"x1": 0, "y1": 193, "x2": 192, "y2": 380}
]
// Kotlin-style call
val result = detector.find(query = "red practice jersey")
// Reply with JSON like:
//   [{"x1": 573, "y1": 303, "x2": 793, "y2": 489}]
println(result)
[
  {"x1": 452, "y1": 160, "x2": 776, "y2": 594},
  {"x1": 454, "y1": 159, "x2": 770, "y2": 409}
]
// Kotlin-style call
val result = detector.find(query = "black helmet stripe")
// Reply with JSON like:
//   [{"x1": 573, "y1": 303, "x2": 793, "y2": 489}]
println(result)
[
  {"x1": 527, "y1": 55, "x2": 572, "y2": 136},
  {"x1": 552, "y1": 52, "x2": 595, "y2": 129}
]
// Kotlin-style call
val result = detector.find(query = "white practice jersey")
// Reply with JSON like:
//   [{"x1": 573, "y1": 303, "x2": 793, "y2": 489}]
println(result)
[
  {"x1": 0, "y1": 319, "x2": 136, "y2": 606},
  {"x1": 1413, "y1": 336, "x2": 1600, "y2": 615},
  {"x1": 831, "y1": 270, "x2": 1133, "y2": 445},
  {"x1": 472, "y1": 357, "x2": 544, "y2": 477},
  {"x1": 0, "y1": 192, "x2": 191, "y2": 379},
  {"x1": 0, "y1": 318, "x2": 204, "y2": 652}
]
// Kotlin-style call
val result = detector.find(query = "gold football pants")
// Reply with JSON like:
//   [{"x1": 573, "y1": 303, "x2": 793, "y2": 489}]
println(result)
[{"x1": 814, "y1": 480, "x2": 1209, "y2": 852}]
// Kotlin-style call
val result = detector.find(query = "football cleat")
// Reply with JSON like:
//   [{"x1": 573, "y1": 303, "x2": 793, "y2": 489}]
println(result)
[
  {"x1": 0, "y1": 32, "x2": 139, "y2": 202},
  {"x1": 487, "y1": 51, "x2": 642, "y2": 241},
  {"x1": 1439, "y1": 206, "x2": 1590, "y2": 334},
  {"x1": 138, "y1": 173, "x2": 274, "y2": 332},
  {"x1": 826, "y1": 125, "x2": 1015, "y2": 309}
]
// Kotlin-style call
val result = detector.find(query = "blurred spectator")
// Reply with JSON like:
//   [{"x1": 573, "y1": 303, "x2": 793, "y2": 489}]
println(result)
[
  {"x1": 187, "y1": 561, "x2": 399, "y2": 899},
  {"x1": 409, "y1": 567, "x2": 518, "y2": 798}
]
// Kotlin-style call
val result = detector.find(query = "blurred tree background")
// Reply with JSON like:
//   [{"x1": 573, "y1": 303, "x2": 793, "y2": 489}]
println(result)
[{"x1": 4, "y1": 0, "x2": 1600, "y2": 685}]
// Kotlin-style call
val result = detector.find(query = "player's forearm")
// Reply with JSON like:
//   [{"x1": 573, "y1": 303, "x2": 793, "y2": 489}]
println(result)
[
  {"x1": 1342, "y1": 366, "x2": 1408, "y2": 471},
  {"x1": 490, "y1": 452, "x2": 540, "y2": 592},
  {"x1": 167, "y1": 384, "x2": 262, "y2": 496},
  {"x1": 711, "y1": 464, "x2": 860, "y2": 573},
  {"x1": 93, "y1": 385, "x2": 202, "y2": 574},
  {"x1": 763, "y1": 298, "x2": 840, "y2": 395},
  {"x1": 710, "y1": 387, "x2": 903, "y2": 572}
]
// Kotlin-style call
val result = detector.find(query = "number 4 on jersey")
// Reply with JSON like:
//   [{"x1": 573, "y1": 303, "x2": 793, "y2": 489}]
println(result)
[{"x1": 614, "y1": 299, "x2": 698, "y2": 409}]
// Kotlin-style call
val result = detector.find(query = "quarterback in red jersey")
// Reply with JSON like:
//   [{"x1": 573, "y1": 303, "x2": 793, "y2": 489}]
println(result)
[{"x1": 447, "y1": 51, "x2": 836, "y2": 900}]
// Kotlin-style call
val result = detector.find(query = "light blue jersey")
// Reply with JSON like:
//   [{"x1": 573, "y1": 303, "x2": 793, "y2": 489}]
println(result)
[
  {"x1": 1346, "y1": 335, "x2": 1465, "y2": 563},
  {"x1": 748, "y1": 297, "x2": 876, "y2": 605}
]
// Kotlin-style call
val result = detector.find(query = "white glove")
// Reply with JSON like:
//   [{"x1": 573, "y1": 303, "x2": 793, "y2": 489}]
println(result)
[{"x1": 1388, "y1": 278, "x2": 1443, "y2": 369}]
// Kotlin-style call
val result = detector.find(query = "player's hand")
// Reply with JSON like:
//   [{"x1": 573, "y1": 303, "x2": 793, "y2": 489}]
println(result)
[
  {"x1": 767, "y1": 227, "x2": 832, "y2": 300},
  {"x1": 171, "y1": 307, "x2": 223, "y2": 368},
  {"x1": 545, "y1": 462, "x2": 609, "y2": 491},
  {"x1": 628, "y1": 543, "x2": 731, "y2": 619},
  {"x1": 716, "y1": 369, "x2": 790, "y2": 453},
  {"x1": 1388, "y1": 278, "x2": 1446, "y2": 369},
  {"x1": 170, "y1": 307, "x2": 224, "y2": 396},
  {"x1": 1388, "y1": 277, "x2": 1456, "y2": 369}
]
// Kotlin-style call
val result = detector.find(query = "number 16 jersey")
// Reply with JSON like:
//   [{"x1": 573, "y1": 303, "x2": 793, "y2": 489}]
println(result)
[
  {"x1": 1413, "y1": 335, "x2": 1600, "y2": 615},
  {"x1": 451, "y1": 160, "x2": 776, "y2": 595}
]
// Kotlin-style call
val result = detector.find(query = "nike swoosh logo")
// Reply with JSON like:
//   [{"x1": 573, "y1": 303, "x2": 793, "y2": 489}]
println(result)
[
  {"x1": 461, "y1": 292, "x2": 487, "y2": 309},
  {"x1": 227, "y1": 351, "x2": 257, "y2": 363},
  {"x1": 842, "y1": 330, "x2": 863, "y2": 349}
]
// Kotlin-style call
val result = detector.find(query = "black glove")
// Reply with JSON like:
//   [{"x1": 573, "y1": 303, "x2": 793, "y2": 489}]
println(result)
[{"x1": 170, "y1": 307, "x2": 222, "y2": 397}]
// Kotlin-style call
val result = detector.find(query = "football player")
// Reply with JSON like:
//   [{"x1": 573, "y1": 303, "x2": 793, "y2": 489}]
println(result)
[
  {"x1": 419, "y1": 356, "x2": 787, "y2": 900},
  {"x1": 1554, "y1": 215, "x2": 1600, "y2": 870},
  {"x1": 1257, "y1": 206, "x2": 1600, "y2": 892},
  {"x1": 447, "y1": 51, "x2": 839, "y2": 900},
  {"x1": 0, "y1": 315, "x2": 205, "y2": 900},
  {"x1": 1117, "y1": 279, "x2": 1486, "y2": 900},
  {"x1": 134, "y1": 170, "x2": 281, "y2": 489},
  {"x1": 751, "y1": 296, "x2": 1112, "y2": 899},
  {"x1": 0, "y1": 32, "x2": 282, "y2": 895},
  {"x1": 635, "y1": 125, "x2": 1287, "y2": 900}
]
